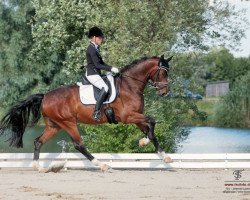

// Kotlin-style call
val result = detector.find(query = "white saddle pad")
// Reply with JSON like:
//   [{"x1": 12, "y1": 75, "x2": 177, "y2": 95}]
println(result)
[{"x1": 77, "y1": 73, "x2": 117, "y2": 105}]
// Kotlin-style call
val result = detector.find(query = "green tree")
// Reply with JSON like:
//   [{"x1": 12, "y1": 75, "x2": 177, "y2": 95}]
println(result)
[
  {"x1": 30, "y1": 0, "x2": 247, "y2": 84},
  {"x1": 0, "y1": 0, "x2": 36, "y2": 108},
  {"x1": 206, "y1": 48, "x2": 235, "y2": 82},
  {"x1": 214, "y1": 71, "x2": 250, "y2": 128},
  {"x1": 204, "y1": 48, "x2": 250, "y2": 85},
  {"x1": 1, "y1": 0, "x2": 247, "y2": 106}
]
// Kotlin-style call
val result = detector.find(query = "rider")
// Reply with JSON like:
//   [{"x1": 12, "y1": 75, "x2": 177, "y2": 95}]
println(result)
[{"x1": 86, "y1": 26, "x2": 119, "y2": 121}]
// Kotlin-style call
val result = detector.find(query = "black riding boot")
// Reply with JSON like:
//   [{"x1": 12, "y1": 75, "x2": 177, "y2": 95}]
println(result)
[{"x1": 93, "y1": 88, "x2": 107, "y2": 121}]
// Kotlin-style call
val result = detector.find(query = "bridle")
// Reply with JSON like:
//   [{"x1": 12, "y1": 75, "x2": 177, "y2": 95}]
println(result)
[
  {"x1": 119, "y1": 61, "x2": 169, "y2": 90},
  {"x1": 150, "y1": 64, "x2": 169, "y2": 90}
]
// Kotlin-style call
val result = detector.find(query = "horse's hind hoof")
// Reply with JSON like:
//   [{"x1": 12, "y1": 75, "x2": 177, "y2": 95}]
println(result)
[
  {"x1": 100, "y1": 163, "x2": 111, "y2": 172},
  {"x1": 38, "y1": 167, "x2": 48, "y2": 173},
  {"x1": 32, "y1": 161, "x2": 39, "y2": 170},
  {"x1": 48, "y1": 162, "x2": 66, "y2": 173},
  {"x1": 39, "y1": 162, "x2": 66, "y2": 173}
]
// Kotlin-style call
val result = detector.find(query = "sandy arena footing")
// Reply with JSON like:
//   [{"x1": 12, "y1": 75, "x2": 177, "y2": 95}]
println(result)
[{"x1": 0, "y1": 168, "x2": 250, "y2": 200}]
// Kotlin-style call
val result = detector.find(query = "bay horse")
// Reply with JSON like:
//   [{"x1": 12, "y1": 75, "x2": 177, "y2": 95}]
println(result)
[{"x1": 0, "y1": 55, "x2": 173, "y2": 172}]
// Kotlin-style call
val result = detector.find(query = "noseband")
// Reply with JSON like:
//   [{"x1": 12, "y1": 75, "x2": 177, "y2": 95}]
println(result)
[{"x1": 150, "y1": 65, "x2": 169, "y2": 90}]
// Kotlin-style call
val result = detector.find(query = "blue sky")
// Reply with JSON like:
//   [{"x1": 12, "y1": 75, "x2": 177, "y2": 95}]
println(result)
[{"x1": 229, "y1": 0, "x2": 250, "y2": 57}]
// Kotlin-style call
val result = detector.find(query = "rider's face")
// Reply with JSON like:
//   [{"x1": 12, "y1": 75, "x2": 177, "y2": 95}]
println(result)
[{"x1": 93, "y1": 36, "x2": 103, "y2": 45}]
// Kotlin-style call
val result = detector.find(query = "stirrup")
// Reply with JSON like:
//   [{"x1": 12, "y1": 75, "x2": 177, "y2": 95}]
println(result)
[{"x1": 93, "y1": 110, "x2": 101, "y2": 121}]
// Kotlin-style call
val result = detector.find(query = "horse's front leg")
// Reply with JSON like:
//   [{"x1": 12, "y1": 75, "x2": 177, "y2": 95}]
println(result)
[
  {"x1": 126, "y1": 114, "x2": 172, "y2": 163},
  {"x1": 138, "y1": 116, "x2": 173, "y2": 163}
]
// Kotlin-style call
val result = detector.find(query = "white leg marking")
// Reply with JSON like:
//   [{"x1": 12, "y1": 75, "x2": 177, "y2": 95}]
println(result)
[
  {"x1": 158, "y1": 151, "x2": 173, "y2": 163},
  {"x1": 92, "y1": 158, "x2": 111, "y2": 172},
  {"x1": 32, "y1": 160, "x2": 40, "y2": 170},
  {"x1": 91, "y1": 158, "x2": 101, "y2": 166},
  {"x1": 139, "y1": 137, "x2": 151, "y2": 147}
]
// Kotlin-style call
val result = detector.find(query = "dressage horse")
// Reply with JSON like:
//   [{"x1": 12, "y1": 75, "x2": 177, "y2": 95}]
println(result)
[{"x1": 0, "y1": 55, "x2": 173, "y2": 172}]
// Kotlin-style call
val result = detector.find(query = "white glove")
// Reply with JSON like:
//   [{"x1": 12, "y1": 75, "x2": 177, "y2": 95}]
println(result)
[{"x1": 111, "y1": 67, "x2": 119, "y2": 73}]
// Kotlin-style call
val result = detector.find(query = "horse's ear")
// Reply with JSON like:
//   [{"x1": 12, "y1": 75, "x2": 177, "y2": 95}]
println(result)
[
  {"x1": 166, "y1": 56, "x2": 173, "y2": 62},
  {"x1": 160, "y1": 55, "x2": 165, "y2": 63},
  {"x1": 159, "y1": 55, "x2": 165, "y2": 67}
]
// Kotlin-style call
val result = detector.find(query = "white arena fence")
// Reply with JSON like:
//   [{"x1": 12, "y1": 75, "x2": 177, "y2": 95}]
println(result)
[{"x1": 0, "y1": 153, "x2": 250, "y2": 169}]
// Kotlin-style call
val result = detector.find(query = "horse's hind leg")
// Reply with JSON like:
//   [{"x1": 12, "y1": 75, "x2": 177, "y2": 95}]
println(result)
[
  {"x1": 57, "y1": 121, "x2": 110, "y2": 172},
  {"x1": 33, "y1": 118, "x2": 61, "y2": 171}
]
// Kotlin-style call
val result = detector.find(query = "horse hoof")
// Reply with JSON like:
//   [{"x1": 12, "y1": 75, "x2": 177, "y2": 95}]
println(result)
[
  {"x1": 139, "y1": 139, "x2": 145, "y2": 147},
  {"x1": 50, "y1": 162, "x2": 66, "y2": 173},
  {"x1": 100, "y1": 164, "x2": 111, "y2": 172},
  {"x1": 32, "y1": 161, "x2": 39, "y2": 170},
  {"x1": 38, "y1": 167, "x2": 48, "y2": 173},
  {"x1": 163, "y1": 156, "x2": 173, "y2": 163},
  {"x1": 139, "y1": 137, "x2": 150, "y2": 147},
  {"x1": 46, "y1": 162, "x2": 66, "y2": 173}
]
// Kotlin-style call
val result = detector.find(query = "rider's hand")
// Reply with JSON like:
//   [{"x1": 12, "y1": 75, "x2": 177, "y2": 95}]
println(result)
[{"x1": 111, "y1": 67, "x2": 119, "y2": 73}]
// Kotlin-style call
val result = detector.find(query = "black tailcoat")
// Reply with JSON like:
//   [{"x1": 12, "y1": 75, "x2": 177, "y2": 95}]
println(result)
[{"x1": 86, "y1": 43, "x2": 112, "y2": 75}]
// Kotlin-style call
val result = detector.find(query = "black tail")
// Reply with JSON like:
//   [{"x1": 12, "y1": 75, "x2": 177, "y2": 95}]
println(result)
[{"x1": 0, "y1": 93, "x2": 44, "y2": 148}]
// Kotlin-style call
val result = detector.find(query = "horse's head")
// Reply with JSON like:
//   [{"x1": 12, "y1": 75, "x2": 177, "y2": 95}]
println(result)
[{"x1": 150, "y1": 55, "x2": 172, "y2": 96}]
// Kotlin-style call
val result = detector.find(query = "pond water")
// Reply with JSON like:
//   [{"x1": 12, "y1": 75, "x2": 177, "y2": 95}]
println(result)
[
  {"x1": 0, "y1": 126, "x2": 74, "y2": 153},
  {"x1": 177, "y1": 127, "x2": 250, "y2": 153}
]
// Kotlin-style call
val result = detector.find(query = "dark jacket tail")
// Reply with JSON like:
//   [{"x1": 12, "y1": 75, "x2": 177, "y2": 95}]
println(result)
[{"x1": 0, "y1": 93, "x2": 44, "y2": 148}]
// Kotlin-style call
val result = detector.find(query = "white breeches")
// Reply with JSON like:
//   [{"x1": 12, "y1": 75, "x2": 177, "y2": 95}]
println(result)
[{"x1": 86, "y1": 73, "x2": 109, "y2": 92}]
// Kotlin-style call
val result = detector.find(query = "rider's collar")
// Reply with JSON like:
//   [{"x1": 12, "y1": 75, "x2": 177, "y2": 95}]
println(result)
[{"x1": 90, "y1": 42, "x2": 99, "y2": 51}]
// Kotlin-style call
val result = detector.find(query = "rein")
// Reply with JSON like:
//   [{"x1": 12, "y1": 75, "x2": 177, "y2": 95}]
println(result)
[
  {"x1": 120, "y1": 74, "x2": 150, "y2": 85},
  {"x1": 119, "y1": 66, "x2": 169, "y2": 90}
]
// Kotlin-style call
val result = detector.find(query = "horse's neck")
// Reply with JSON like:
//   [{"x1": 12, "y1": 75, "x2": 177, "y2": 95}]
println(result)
[
  {"x1": 121, "y1": 60, "x2": 156, "y2": 93},
  {"x1": 126, "y1": 61, "x2": 155, "y2": 81}
]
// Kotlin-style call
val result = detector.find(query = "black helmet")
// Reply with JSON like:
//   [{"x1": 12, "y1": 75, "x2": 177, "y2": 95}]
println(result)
[{"x1": 88, "y1": 26, "x2": 104, "y2": 38}]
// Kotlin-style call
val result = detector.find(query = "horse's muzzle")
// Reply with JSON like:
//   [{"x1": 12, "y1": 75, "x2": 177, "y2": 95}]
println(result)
[
  {"x1": 158, "y1": 91, "x2": 171, "y2": 97},
  {"x1": 157, "y1": 87, "x2": 168, "y2": 97}
]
